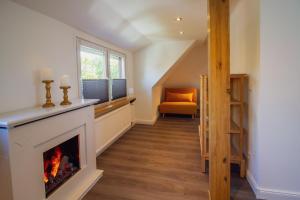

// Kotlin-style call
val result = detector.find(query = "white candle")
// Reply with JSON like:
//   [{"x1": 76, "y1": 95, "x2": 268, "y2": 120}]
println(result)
[
  {"x1": 40, "y1": 67, "x2": 53, "y2": 81},
  {"x1": 60, "y1": 75, "x2": 70, "y2": 87}
]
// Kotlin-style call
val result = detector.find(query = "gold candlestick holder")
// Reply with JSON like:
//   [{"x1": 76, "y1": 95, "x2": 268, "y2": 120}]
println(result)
[
  {"x1": 42, "y1": 80, "x2": 55, "y2": 108},
  {"x1": 60, "y1": 86, "x2": 72, "y2": 105}
]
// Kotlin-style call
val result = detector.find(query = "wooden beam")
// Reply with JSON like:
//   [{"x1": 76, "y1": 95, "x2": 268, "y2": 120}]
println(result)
[{"x1": 208, "y1": 0, "x2": 231, "y2": 200}]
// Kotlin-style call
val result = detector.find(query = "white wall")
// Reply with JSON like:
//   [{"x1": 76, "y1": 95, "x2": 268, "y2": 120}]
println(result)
[
  {"x1": 152, "y1": 84, "x2": 163, "y2": 120},
  {"x1": 256, "y1": 0, "x2": 300, "y2": 199},
  {"x1": 133, "y1": 40, "x2": 195, "y2": 123},
  {"x1": 0, "y1": 0, "x2": 134, "y2": 114},
  {"x1": 163, "y1": 41, "x2": 208, "y2": 105},
  {"x1": 230, "y1": 0, "x2": 260, "y2": 188},
  {"x1": 231, "y1": 0, "x2": 300, "y2": 199}
]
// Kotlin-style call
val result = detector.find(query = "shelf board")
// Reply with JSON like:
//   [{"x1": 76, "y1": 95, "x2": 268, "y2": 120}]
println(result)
[
  {"x1": 207, "y1": 97, "x2": 244, "y2": 105},
  {"x1": 230, "y1": 97, "x2": 243, "y2": 105},
  {"x1": 230, "y1": 74, "x2": 248, "y2": 79},
  {"x1": 230, "y1": 120, "x2": 241, "y2": 134},
  {"x1": 201, "y1": 139, "x2": 243, "y2": 163},
  {"x1": 230, "y1": 142, "x2": 242, "y2": 163},
  {"x1": 231, "y1": 100, "x2": 242, "y2": 105}
]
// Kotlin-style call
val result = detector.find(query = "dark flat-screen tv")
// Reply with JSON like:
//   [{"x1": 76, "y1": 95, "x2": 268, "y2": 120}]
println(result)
[
  {"x1": 82, "y1": 79, "x2": 109, "y2": 103},
  {"x1": 112, "y1": 79, "x2": 127, "y2": 100}
]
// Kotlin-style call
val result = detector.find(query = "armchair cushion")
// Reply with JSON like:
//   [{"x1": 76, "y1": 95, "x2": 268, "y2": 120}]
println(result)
[{"x1": 166, "y1": 92, "x2": 193, "y2": 102}]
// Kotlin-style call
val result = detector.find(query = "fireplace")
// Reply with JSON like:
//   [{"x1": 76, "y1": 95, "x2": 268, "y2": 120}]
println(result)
[
  {"x1": 43, "y1": 135, "x2": 80, "y2": 197},
  {"x1": 0, "y1": 99, "x2": 103, "y2": 200}
]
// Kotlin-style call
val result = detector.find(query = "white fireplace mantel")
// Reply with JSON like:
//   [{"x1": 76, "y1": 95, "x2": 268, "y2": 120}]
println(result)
[
  {"x1": 0, "y1": 99, "x2": 103, "y2": 200},
  {"x1": 0, "y1": 99, "x2": 98, "y2": 128}
]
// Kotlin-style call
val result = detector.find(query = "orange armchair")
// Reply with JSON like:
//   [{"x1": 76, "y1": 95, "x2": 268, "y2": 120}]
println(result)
[{"x1": 159, "y1": 88, "x2": 197, "y2": 118}]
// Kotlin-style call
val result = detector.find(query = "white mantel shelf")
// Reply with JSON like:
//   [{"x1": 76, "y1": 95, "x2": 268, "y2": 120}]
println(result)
[{"x1": 0, "y1": 99, "x2": 98, "y2": 129}]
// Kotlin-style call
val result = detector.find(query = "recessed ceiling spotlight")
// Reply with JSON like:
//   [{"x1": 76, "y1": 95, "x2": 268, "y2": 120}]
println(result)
[
  {"x1": 179, "y1": 31, "x2": 184, "y2": 35},
  {"x1": 176, "y1": 17, "x2": 183, "y2": 22}
]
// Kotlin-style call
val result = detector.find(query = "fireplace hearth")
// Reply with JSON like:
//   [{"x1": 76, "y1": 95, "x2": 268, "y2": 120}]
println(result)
[{"x1": 43, "y1": 135, "x2": 80, "y2": 197}]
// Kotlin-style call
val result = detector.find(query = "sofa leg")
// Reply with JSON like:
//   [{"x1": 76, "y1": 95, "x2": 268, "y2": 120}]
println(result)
[
  {"x1": 192, "y1": 114, "x2": 195, "y2": 119},
  {"x1": 162, "y1": 113, "x2": 165, "y2": 118}
]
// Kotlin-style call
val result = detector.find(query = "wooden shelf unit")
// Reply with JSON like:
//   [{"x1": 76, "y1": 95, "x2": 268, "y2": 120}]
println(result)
[
  {"x1": 199, "y1": 75, "x2": 209, "y2": 169},
  {"x1": 199, "y1": 74, "x2": 248, "y2": 178}
]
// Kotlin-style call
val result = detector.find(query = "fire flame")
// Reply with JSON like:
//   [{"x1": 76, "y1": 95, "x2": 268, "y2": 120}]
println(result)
[
  {"x1": 44, "y1": 173, "x2": 49, "y2": 183},
  {"x1": 43, "y1": 160, "x2": 50, "y2": 183},
  {"x1": 51, "y1": 147, "x2": 62, "y2": 177},
  {"x1": 43, "y1": 147, "x2": 62, "y2": 183}
]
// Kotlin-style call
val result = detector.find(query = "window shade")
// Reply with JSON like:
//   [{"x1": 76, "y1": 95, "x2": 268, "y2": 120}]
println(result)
[
  {"x1": 111, "y1": 79, "x2": 127, "y2": 100},
  {"x1": 82, "y1": 79, "x2": 109, "y2": 103}
]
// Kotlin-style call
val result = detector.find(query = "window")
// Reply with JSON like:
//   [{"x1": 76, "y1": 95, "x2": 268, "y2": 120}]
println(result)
[
  {"x1": 109, "y1": 52, "x2": 127, "y2": 100},
  {"x1": 80, "y1": 46, "x2": 106, "y2": 79},
  {"x1": 77, "y1": 38, "x2": 127, "y2": 103},
  {"x1": 109, "y1": 52, "x2": 125, "y2": 79}
]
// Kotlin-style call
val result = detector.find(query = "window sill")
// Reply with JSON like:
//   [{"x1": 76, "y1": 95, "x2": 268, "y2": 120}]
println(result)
[{"x1": 94, "y1": 97, "x2": 136, "y2": 119}]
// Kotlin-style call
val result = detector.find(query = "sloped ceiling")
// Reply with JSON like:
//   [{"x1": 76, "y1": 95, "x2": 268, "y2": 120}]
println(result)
[{"x1": 11, "y1": 0, "x2": 207, "y2": 51}]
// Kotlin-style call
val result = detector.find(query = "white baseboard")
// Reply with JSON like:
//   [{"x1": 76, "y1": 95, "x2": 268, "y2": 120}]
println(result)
[
  {"x1": 135, "y1": 119, "x2": 154, "y2": 125},
  {"x1": 246, "y1": 170, "x2": 260, "y2": 197},
  {"x1": 247, "y1": 170, "x2": 300, "y2": 200},
  {"x1": 96, "y1": 124, "x2": 131, "y2": 156},
  {"x1": 135, "y1": 114, "x2": 159, "y2": 125}
]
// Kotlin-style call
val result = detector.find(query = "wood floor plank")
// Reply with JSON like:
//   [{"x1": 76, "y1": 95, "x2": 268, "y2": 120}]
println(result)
[{"x1": 83, "y1": 117, "x2": 256, "y2": 200}]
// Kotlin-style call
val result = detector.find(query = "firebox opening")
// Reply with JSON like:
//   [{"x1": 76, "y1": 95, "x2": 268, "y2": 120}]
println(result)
[{"x1": 43, "y1": 135, "x2": 80, "y2": 198}]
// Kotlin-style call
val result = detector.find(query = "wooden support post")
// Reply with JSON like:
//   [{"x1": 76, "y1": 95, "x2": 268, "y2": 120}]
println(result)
[{"x1": 208, "y1": 0, "x2": 231, "y2": 200}]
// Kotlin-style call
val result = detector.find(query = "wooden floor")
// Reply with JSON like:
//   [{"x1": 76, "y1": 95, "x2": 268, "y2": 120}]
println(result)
[{"x1": 83, "y1": 117, "x2": 256, "y2": 200}]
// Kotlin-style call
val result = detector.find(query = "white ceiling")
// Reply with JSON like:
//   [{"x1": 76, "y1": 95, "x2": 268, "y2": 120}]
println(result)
[{"x1": 12, "y1": 0, "x2": 207, "y2": 51}]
